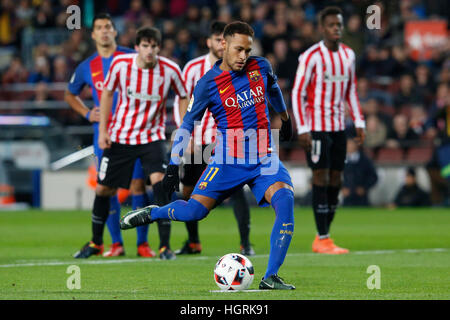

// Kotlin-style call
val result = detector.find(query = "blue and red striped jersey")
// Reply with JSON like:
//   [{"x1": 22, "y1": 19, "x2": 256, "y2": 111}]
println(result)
[
  {"x1": 67, "y1": 45, "x2": 135, "y2": 115},
  {"x1": 181, "y1": 56, "x2": 287, "y2": 163}
]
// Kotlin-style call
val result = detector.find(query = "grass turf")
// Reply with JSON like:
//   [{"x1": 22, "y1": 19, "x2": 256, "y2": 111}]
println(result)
[{"x1": 0, "y1": 207, "x2": 449, "y2": 300}]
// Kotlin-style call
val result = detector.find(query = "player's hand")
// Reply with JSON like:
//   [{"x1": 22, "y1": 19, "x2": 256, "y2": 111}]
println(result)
[
  {"x1": 88, "y1": 107, "x2": 100, "y2": 123},
  {"x1": 298, "y1": 132, "x2": 312, "y2": 152},
  {"x1": 280, "y1": 117, "x2": 293, "y2": 142},
  {"x1": 162, "y1": 164, "x2": 180, "y2": 193},
  {"x1": 98, "y1": 131, "x2": 112, "y2": 150},
  {"x1": 355, "y1": 128, "x2": 365, "y2": 146}
]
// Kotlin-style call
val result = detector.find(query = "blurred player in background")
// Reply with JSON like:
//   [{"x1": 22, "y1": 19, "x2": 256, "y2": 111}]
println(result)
[
  {"x1": 173, "y1": 21, "x2": 254, "y2": 256},
  {"x1": 291, "y1": 6, "x2": 365, "y2": 254},
  {"x1": 74, "y1": 26, "x2": 188, "y2": 260},
  {"x1": 121, "y1": 22, "x2": 296, "y2": 290},
  {"x1": 67, "y1": 17, "x2": 168, "y2": 258}
]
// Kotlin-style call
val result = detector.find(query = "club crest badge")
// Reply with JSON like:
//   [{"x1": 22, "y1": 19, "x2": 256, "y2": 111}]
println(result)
[
  {"x1": 199, "y1": 182, "x2": 208, "y2": 190},
  {"x1": 248, "y1": 70, "x2": 261, "y2": 82}
]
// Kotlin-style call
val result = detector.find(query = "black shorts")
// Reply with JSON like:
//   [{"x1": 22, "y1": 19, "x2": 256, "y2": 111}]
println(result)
[
  {"x1": 98, "y1": 141, "x2": 168, "y2": 189},
  {"x1": 180, "y1": 144, "x2": 210, "y2": 186},
  {"x1": 306, "y1": 131, "x2": 347, "y2": 171}
]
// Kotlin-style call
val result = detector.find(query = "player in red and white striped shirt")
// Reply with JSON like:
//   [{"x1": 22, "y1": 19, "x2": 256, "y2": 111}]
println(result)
[
  {"x1": 79, "y1": 27, "x2": 188, "y2": 260},
  {"x1": 291, "y1": 7, "x2": 365, "y2": 254},
  {"x1": 172, "y1": 21, "x2": 254, "y2": 256}
]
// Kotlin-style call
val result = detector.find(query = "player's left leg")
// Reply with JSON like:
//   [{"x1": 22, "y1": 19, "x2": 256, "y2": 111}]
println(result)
[{"x1": 248, "y1": 157, "x2": 295, "y2": 289}]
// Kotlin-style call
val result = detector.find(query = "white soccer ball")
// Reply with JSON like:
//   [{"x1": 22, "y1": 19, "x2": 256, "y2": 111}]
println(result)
[{"x1": 213, "y1": 253, "x2": 254, "y2": 290}]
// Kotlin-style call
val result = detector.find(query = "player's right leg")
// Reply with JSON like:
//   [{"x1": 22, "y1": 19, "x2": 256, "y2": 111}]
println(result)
[{"x1": 74, "y1": 143, "x2": 138, "y2": 258}]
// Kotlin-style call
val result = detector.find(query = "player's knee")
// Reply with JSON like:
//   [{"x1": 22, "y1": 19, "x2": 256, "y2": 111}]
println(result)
[
  {"x1": 329, "y1": 171, "x2": 342, "y2": 187},
  {"x1": 96, "y1": 184, "x2": 116, "y2": 197},
  {"x1": 312, "y1": 169, "x2": 329, "y2": 186},
  {"x1": 129, "y1": 178, "x2": 145, "y2": 195},
  {"x1": 188, "y1": 198, "x2": 209, "y2": 220}
]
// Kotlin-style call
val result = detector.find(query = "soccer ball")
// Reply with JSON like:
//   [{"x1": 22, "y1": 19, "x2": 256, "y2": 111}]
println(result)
[{"x1": 213, "y1": 253, "x2": 254, "y2": 290}]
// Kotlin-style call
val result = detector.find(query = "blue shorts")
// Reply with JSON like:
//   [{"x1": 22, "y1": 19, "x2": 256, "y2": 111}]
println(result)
[
  {"x1": 191, "y1": 154, "x2": 293, "y2": 207},
  {"x1": 94, "y1": 130, "x2": 145, "y2": 180}
]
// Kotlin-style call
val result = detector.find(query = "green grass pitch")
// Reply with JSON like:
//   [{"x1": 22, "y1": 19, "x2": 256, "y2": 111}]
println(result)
[{"x1": 0, "y1": 207, "x2": 449, "y2": 300}]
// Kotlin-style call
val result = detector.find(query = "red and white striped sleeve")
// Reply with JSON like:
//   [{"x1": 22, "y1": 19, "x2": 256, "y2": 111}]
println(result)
[
  {"x1": 104, "y1": 56, "x2": 124, "y2": 92},
  {"x1": 291, "y1": 50, "x2": 316, "y2": 135},
  {"x1": 173, "y1": 60, "x2": 198, "y2": 127},
  {"x1": 168, "y1": 62, "x2": 187, "y2": 99},
  {"x1": 345, "y1": 49, "x2": 365, "y2": 129}
]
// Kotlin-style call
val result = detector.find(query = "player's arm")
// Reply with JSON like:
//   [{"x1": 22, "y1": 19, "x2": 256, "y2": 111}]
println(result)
[
  {"x1": 264, "y1": 59, "x2": 293, "y2": 142},
  {"x1": 346, "y1": 51, "x2": 366, "y2": 145},
  {"x1": 98, "y1": 88, "x2": 114, "y2": 149},
  {"x1": 291, "y1": 53, "x2": 315, "y2": 152},
  {"x1": 98, "y1": 59, "x2": 121, "y2": 149},
  {"x1": 65, "y1": 65, "x2": 100, "y2": 123}
]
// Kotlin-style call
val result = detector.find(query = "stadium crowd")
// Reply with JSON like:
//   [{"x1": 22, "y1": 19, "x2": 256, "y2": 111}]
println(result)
[{"x1": 0, "y1": 0, "x2": 449, "y2": 205}]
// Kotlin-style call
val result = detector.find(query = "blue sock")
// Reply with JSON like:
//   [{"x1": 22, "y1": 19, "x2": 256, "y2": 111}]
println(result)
[
  {"x1": 133, "y1": 194, "x2": 149, "y2": 246},
  {"x1": 151, "y1": 198, "x2": 209, "y2": 221},
  {"x1": 106, "y1": 195, "x2": 123, "y2": 245},
  {"x1": 264, "y1": 188, "x2": 295, "y2": 279}
]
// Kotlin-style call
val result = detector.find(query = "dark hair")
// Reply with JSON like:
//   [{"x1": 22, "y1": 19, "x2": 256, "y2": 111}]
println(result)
[
  {"x1": 135, "y1": 26, "x2": 162, "y2": 46},
  {"x1": 92, "y1": 13, "x2": 116, "y2": 30},
  {"x1": 319, "y1": 6, "x2": 343, "y2": 25},
  {"x1": 210, "y1": 21, "x2": 227, "y2": 36},
  {"x1": 223, "y1": 21, "x2": 254, "y2": 38}
]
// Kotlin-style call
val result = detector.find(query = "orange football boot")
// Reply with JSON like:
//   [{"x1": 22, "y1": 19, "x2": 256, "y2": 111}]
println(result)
[
  {"x1": 103, "y1": 242, "x2": 125, "y2": 257},
  {"x1": 312, "y1": 235, "x2": 349, "y2": 254},
  {"x1": 137, "y1": 242, "x2": 156, "y2": 257}
]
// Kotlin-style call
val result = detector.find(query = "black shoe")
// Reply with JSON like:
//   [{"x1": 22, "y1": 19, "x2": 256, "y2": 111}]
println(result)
[
  {"x1": 175, "y1": 241, "x2": 202, "y2": 255},
  {"x1": 120, "y1": 205, "x2": 157, "y2": 230},
  {"x1": 159, "y1": 246, "x2": 176, "y2": 260},
  {"x1": 73, "y1": 241, "x2": 104, "y2": 259},
  {"x1": 259, "y1": 275, "x2": 296, "y2": 290},
  {"x1": 240, "y1": 244, "x2": 255, "y2": 256}
]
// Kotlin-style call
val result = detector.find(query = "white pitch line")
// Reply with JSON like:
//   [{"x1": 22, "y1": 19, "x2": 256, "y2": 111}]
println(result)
[{"x1": 0, "y1": 248, "x2": 448, "y2": 269}]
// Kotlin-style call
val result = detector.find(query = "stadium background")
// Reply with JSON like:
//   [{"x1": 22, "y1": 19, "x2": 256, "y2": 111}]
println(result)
[{"x1": 0, "y1": 0, "x2": 449, "y2": 209}]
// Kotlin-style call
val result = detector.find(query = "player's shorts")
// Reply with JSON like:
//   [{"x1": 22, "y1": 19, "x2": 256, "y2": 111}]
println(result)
[
  {"x1": 181, "y1": 144, "x2": 209, "y2": 186},
  {"x1": 191, "y1": 154, "x2": 293, "y2": 207},
  {"x1": 306, "y1": 131, "x2": 347, "y2": 171},
  {"x1": 97, "y1": 141, "x2": 167, "y2": 189},
  {"x1": 93, "y1": 130, "x2": 145, "y2": 181}
]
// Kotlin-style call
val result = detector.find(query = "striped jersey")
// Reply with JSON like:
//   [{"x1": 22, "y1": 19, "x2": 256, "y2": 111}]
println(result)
[
  {"x1": 173, "y1": 53, "x2": 216, "y2": 146},
  {"x1": 291, "y1": 40, "x2": 365, "y2": 134},
  {"x1": 181, "y1": 56, "x2": 281, "y2": 163},
  {"x1": 104, "y1": 53, "x2": 187, "y2": 145}
]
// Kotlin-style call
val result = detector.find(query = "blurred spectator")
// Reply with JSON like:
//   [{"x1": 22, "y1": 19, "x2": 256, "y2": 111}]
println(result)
[
  {"x1": 391, "y1": 167, "x2": 431, "y2": 207},
  {"x1": 15, "y1": 0, "x2": 34, "y2": 27},
  {"x1": 341, "y1": 14, "x2": 364, "y2": 57},
  {"x1": 33, "y1": 0, "x2": 55, "y2": 28},
  {"x1": 358, "y1": 77, "x2": 393, "y2": 107},
  {"x1": 52, "y1": 55, "x2": 70, "y2": 82},
  {"x1": 0, "y1": 0, "x2": 19, "y2": 46},
  {"x1": 1, "y1": 56, "x2": 28, "y2": 84},
  {"x1": 173, "y1": 29, "x2": 197, "y2": 66},
  {"x1": 414, "y1": 64, "x2": 436, "y2": 105},
  {"x1": 342, "y1": 138, "x2": 378, "y2": 206},
  {"x1": 393, "y1": 74, "x2": 425, "y2": 109},
  {"x1": 169, "y1": 0, "x2": 188, "y2": 18},
  {"x1": 409, "y1": 105, "x2": 427, "y2": 136},
  {"x1": 123, "y1": 0, "x2": 145, "y2": 26},
  {"x1": 391, "y1": 45, "x2": 416, "y2": 76},
  {"x1": 386, "y1": 114, "x2": 420, "y2": 150},
  {"x1": 362, "y1": 98, "x2": 392, "y2": 128},
  {"x1": 30, "y1": 81, "x2": 54, "y2": 106},
  {"x1": 364, "y1": 114, "x2": 388, "y2": 151},
  {"x1": 27, "y1": 56, "x2": 51, "y2": 83}
]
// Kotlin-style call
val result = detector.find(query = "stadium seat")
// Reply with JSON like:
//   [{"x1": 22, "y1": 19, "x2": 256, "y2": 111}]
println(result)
[
  {"x1": 375, "y1": 147, "x2": 404, "y2": 164},
  {"x1": 405, "y1": 146, "x2": 433, "y2": 164}
]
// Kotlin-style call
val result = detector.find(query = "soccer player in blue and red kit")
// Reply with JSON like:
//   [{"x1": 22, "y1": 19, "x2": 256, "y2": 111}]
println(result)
[
  {"x1": 66, "y1": 13, "x2": 156, "y2": 258},
  {"x1": 120, "y1": 22, "x2": 296, "y2": 290}
]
